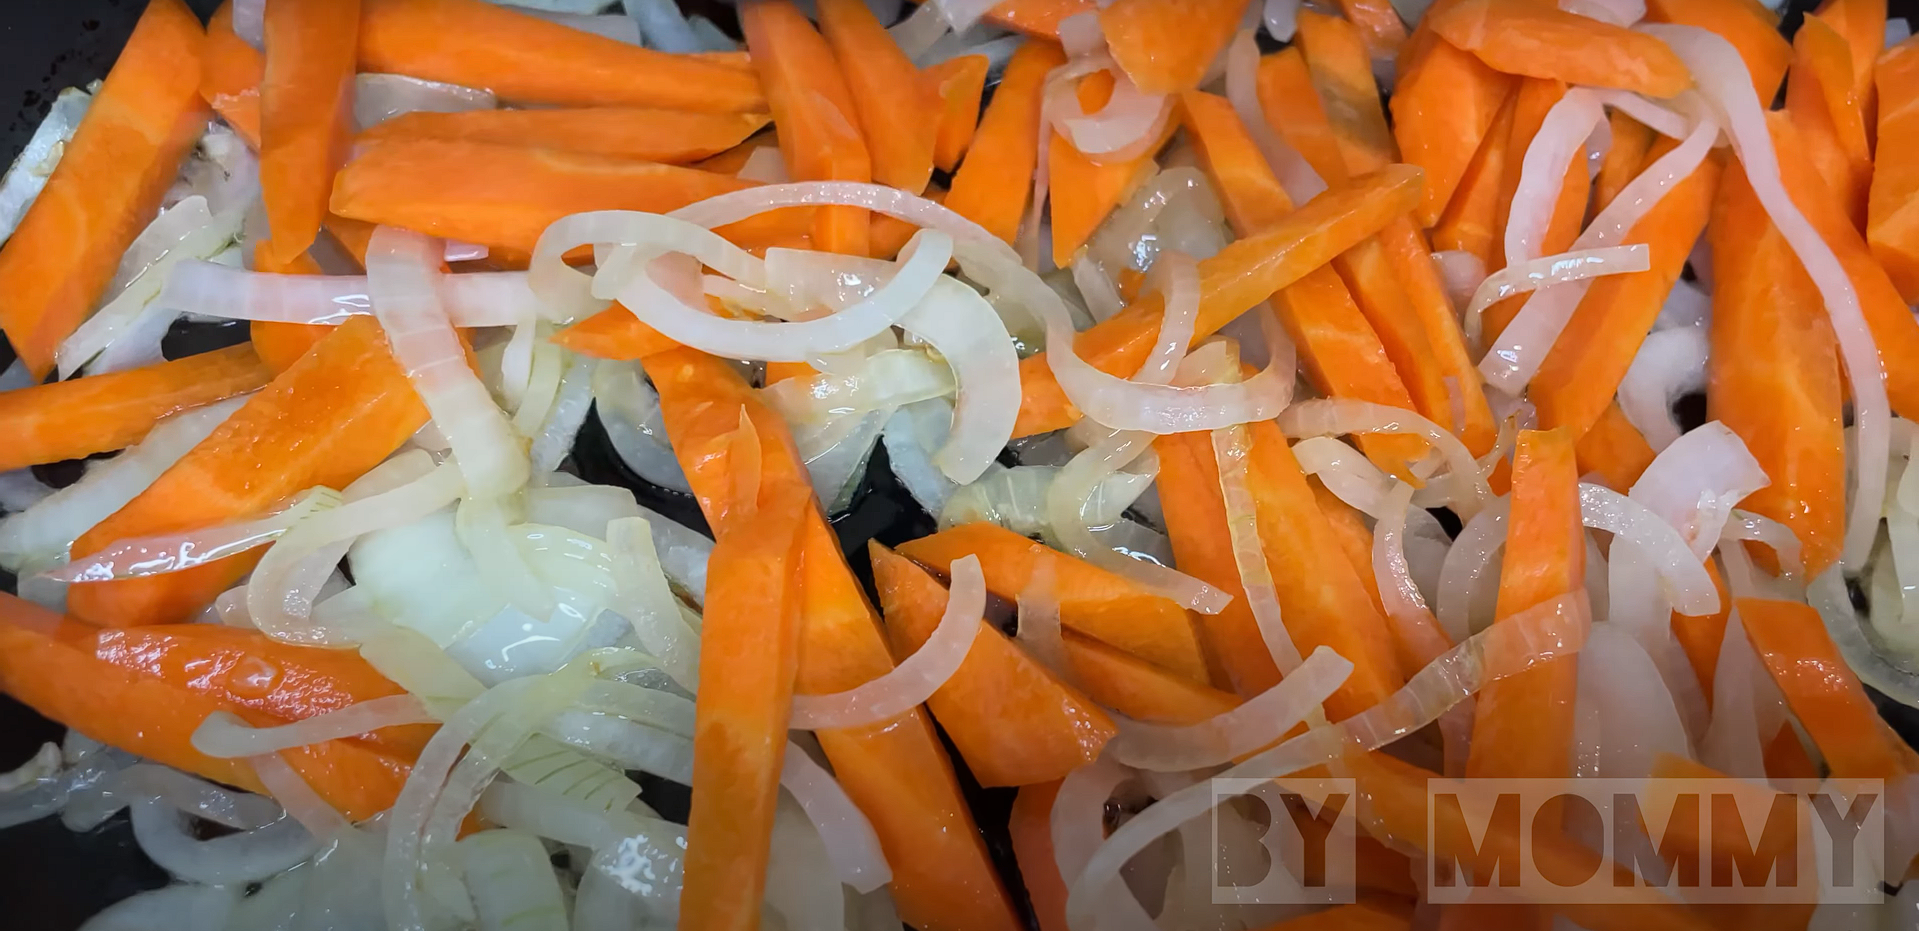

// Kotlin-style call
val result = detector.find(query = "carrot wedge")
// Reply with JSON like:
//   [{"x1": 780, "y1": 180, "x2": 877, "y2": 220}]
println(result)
[
  {"x1": 258, "y1": 0, "x2": 359, "y2": 269},
  {"x1": 1256, "y1": 48, "x2": 1350, "y2": 185},
  {"x1": 1573, "y1": 401, "x2": 1657, "y2": 493},
  {"x1": 0, "y1": 346, "x2": 272, "y2": 473},
  {"x1": 927, "y1": 55, "x2": 990, "y2": 174},
  {"x1": 1048, "y1": 71, "x2": 1174, "y2": 267},
  {"x1": 1014, "y1": 164, "x2": 1421, "y2": 437},
  {"x1": 1429, "y1": 0, "x2": 1692, "y2": 97},
  {"x1": 0, "y1": 0, "x2": 207, "y2": 380},
  {"x1": 1870, "y1": 37, "x2": 1919, "y2": 303},
  {"x1": 946, "y1": 40, "x2": 1065, "y2": 245},
  {"x1": 1392, "y1": 13, "x2": 1514, "y2": 227},
  {"x1": 680, "y1": 474, "x2": 808, "y2": 931},
  {"x1": 1739, "y1": 597, "x2": 1908, "y2": 779},
  {"x1": 1334, "y1": 0, "x2": 1410, "y2": 64},
  {"x1": 1589, "y1": 111, "x2": 1655, "y2": 220},
  {"x1": 642, "y1": 348, "x2": 1021, "y2": 931},
  {"x1": 1816, "y1": 0, "x2": 1886, "y2": 110},
  {"x1": 1786, "y1": 13, "x2": 1873, "y2": 231},
  {"x1": 551, "y1": 305, "x2": 682, "y2": 361},
  {"x1": 0, "y1": 595, "x2": 415, "y2": 821},
  {"x1": 358, "y1": 0, "x2": 764, "y2": 112},
  {"x1": 897, "y1": 522, "x2": 1210, "y2": 683},
  {"x1": 819, "y1": 0, "x2": 940, "y2": 195},
  {"x1": 1430, "y1": 90, "x2": 1517, "y2": 268},
  {"x1": 204, "y1": 1, "x2": 264, "y2": 148},
  {"x1": 250, "y1": 321, "x2": 334, "y2": 373},
  {"x1": 358, "y1": 108, "x2": 771, "y2": 164},
  {"x1": 1483, "y1": 78, "x2": 1591, "y2": 342},
  {"x1": 1010, "y1": 781, "x2": 1071, "y2": 931},
  {"x1": 871, "y1": 543, "x2": 1115, "y2": 786},
  {"x1": 1060, "y1": 630, "x2": 1241, "y2": 724},
  {"x1": 742, "y1": 0, "x2": 873, "y2": 256},
  {"x1": 1296, "y1": 11, "x2": 1397, "y2": 174},
  {"x1": 1643, "y1": 0, "x2": 1790, "y2": 104},
  {"x1": 1154, "y1": 431, "x2": 1282, "y2": 696},
  {"x1": 66, "y1": 316, "x2": 427, "y2": 628},
  {"x1": 1096, "y1": 0, "x2": 1248, "y2": 95}
]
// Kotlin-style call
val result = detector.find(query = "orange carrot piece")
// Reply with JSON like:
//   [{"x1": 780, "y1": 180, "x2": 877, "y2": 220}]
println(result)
[
  {"x1": 1060, "y1": 630, "x2": 1242, "y2": 724},
  {"x1": 1048, "y1": 71, "x2": 1174, "y2": 267},
  {"x1": 946, "y1": 40, "x2": 1065, "y2": 245},
  {"x1": 1573, "y1": 401, "x2": 1656, "y2": 493},
  {"x1": 258, "y1": 0, "x2": 359, "y2": 269},
  {"x1": 1489, "y1": 77, "x2": 1584, "y2": 274},
  {"x1": 358, "y1": 108, "x2": 771, "y2": 164},
  {"x1": 358, "y1": 0, "x2": 764, "y2": 112},
  {"x1": 65, "y1": 317, "x2": 427, "y2": 628},
  {"x1": 818, "y1": 0, "x2": 940, "y2": 195},
  {"x1": 1374, "y1": 215, "x2": 1499, "y2": 455},
  {"x1": 642, "y1": 348, "x2": 1021, "y2": 931},
  {"x1": 1708, "y1": 156, "x2": 1846, "y2": 578},
  {"x1": 329, "y1": 137, "x2": 805, "y2": 257},
  {"x1": 1296, "y1": 10, "x2": 1398, "y2": 174},
  {"x1": 937, "y1": 0, "x2": 1095, "y2": 38},
  {"x1": 1816, "y1": 0, "x2": 1886, "y2": 107},
  {"x1": 250, "y1": 322, "x2": 334, "y2": 373},
  {"x1": 1739, "y1": 597, "x2": 1909, "y2": 779},
  {"x1": 0, "y1": 596, "x2": 414, "y2": 822},
  {"x1": 1257, "y1": 49, "x2": 1350, "y2": 185},
  {"x1": 1787, "y1": 13, "x2": 1873, "y2": 230},
  {"x1": 897, "y1": 522, "x2": 1210, "y2": 683},
  {"x1": 1588, "y1": 111, "x2": 1655, "y2": 220},
  {"x1": 927, "y1": 55, "x2": 989, "y2": 173},
  {"x1": 1430, "y1": 90, "x2": 1516, "y2": 268},
  {"x1": 0, "y1": 346, "x2": 271, "y2": 473},
  {"x1": 1014, "y1": 165, "x2": 1421, "y2": 436},
  {"x1": 0, "y1": 0, "x2": 207, "y2": 381},
  {"x1": 1530, "y1": 137, "x2": 1722, "y2": 440},
  {"x1": 1010, "y1": 781, "x2": 1070, "y2": 931},
  {"x1": 1178, "y1": 90, "x2": 1296, "y2": 233},
  {"x1": 1154, "y1": 431, "x2": 1282, "y2": 696},
  {"x1": 204, "y1": 1, "x2": 264, "y2": 148},
  {"x1": 680, "y1": 475, "x2": 808, "y2": 931},
  {"x1": 1392, "y1": 12, "x2": 1515, "y2": 227},
  {"x1": 693, "y1": 131, "x2": 777, "y2": 176},
  {"x1": 1096, "y1": 0, "x2": 1249, "y2": 95},
  {"x1": 1430, "y1": 0, "x2": 1692, "y2": 97},
  {"x1": 1329, "y1": 241, "x2": 1452, "y2": 458},
  {"x1": 1334, "y1": 0, "x2": 1411, "y2": 64},
  {"x1": 548, "y1": 305, "x2": 681, "y2": 361},
  {"x1": 1764, "y1": 722, "x2": 1820, "y2": 781},
  {"x1": 871, "y1": 543, "x2": 1116, "y2": 786},
  {"x1": 1643, "y1": 0, "x2": 1790, "y2": 104},
  {"x1": 743, "y1": 0, "x2": 873, "y2": 256},
  {"x1": 1670, "y1": 560, "x2": 1732, "y2": 702},
  {"x1": 1870, "y1": 37, "x2": 1919, "y2": 302}
]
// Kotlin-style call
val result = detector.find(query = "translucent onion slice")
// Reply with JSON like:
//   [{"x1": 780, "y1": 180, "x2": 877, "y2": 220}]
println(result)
[
  {"x1": 367, "y1": 226, "x2": 529, "y2": 499},
  {"x1": 779, "y1": 747, "x2": 893, "y2": 893},
  {"x1": 622, "y1": 0, "x2": 702, "y2": 52},
  {"x1": 156, "y1": 260, "x2": 541, "y2": 326},
  {"x1": 1560, "y1": 0, "x2": 1644, "y2": 27},
  {"x1": 1573, "y1": 623, "x2": 1693, "y2": 780},
  {"x1": 606, "y1": 516, "x2": 702, "y2": 693},
  {"x1": 790, "y1": 555, "x2": 986, "y2": 728},
  {"x1": 1226, "y1": 28, "x2": 1324, "y2": 203},
  {"x1": 191, "y1": 697, "x2": 436, "y2": 758},
  {"x1": 1374, "y1": 480, "x2": 1455, "y2": 666},
  {"x1": 1435, "y1": 498, "x2": 1511, "y2": 642},
  {"x1": 58, "y1": 196, "x2": 243, "y2": 378},
  {"x1": 1044, "y1": 61, "x2": 1173, "y2": 164},
  {"x1": 1432, "y1": 249, "x2": 1487, "y2": 311},
  {"x1": 1720, "y1": 509, "x2": 1806, "y2": 579},
  {"x1": 247, "y1": 751, "x2": 350, "y2": 841},
  {"x1": 75, "y1": 884, "x2": 237, "y2": 931},
  {"x1": 885, "y1": 398, "x2": 961, "y2": 514},
  {"x1": 41, "y1": 488, "x2": 340, "y2": 583},
  {"x1": 1463, "y1": 245, "x2": 1650, "y2": 347},
  {"x1": 1627, "y1": 421, "x2": 1770, "y2": 560},
  {"x1": 1590, "y1": 88, "x2": 1692, "y2": 139},
  {"x1": 671, "y1": 181, "x2": 1014, "y2": 263},
  {"x1": 1213, "y1": 423, "x2": 1306, "y2": 671},
  {"x1": 1016, "y1": 560, "x2": 1073, "y2": 676},
  {"x1": 1617, "y1": 324, "x2": 1709, "y2": 451},
  {"x1": 900, "y1": 279, "x2": 1021, "y2": 483},
  {"x1": 1277, "y1": 399, "x2": 1494, "y2": 518},
  {"x1": 351, "y1": 73, "x2": 494, "y2": 130},
  {"x1": 460, "y1": 829, "x2": 571, "y2": 931},
  {"x1": 130, "y1": 797, "x2": 316, "y2": 886},
  {"x1": 592, "y1": 361, "x2": 694, "y2": 495},
  {"x1": 1050, "y1": 756, "x2": 1143, "y2": 931},
  {"x1": 1264, "y1": 0, "x2": 1303, "y2": 41},
  {"x1": 1504, "y1": 89, "x2": 1605, "y2": 267},
  {"x1": 528, "y1": 354, "x2": 595, "y2": 474},
  {"x1": 1578, "y1": 483, "x2": 1719, "y2": 614},
  {"x1": 1109, "y1": 646, "x2": 1352, "y2": 771}
]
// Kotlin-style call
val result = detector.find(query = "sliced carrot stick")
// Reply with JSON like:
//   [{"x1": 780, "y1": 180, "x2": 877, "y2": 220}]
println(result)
[
  {"x1": 1870, "y1": 37, "x2": 1919, "y2": 303},
  {"x1": 1708, "y1": 155, "x2": 1846, "y2": 578},
  {"x1": 329, "y1": 137, "x2": 807, "y2": 257},
  {"x1": 1296, "y1": 10, "x2": 1398, "y2": 174},
  {"x1": 681, "y1": 473, "x2": 809, "y2": 931},
  {"x1": 1643, "y1": 0, "x2": 1790, "y2": 104},
  {"x1": 258, "y1": 0, "x2": 358, "y2": 269},
  {"x1": 358, "y1": 0, "x2": 765, "y2": 112},
  {"x1": 1392, "y1": 10, "x2": 1515, "y2": 227},
  {"x1": 1588, "y1": 111, "x2": 1654, "y2": 221},
  {"x1": 1313, "y1": 480, "x2": 1389, "y2": 621},
  {"x1": 548, "y1": 306, "x2": 681, "y2": 361},
  {"x1": 1373, "y1": 216, "x2": 1499, "y2": 455},
  {"x1": 1430, "y1": 91, "x2": 1516, "y2": 268},
  {"x1": 1429, "y1": 0, "x2": 1692, "y2": 97},
  {"x1": 1764, "y1": 722, "x2": 1820, "y2": 781},
  {"x1": 1786, "y1": 13, "x2": 1873, "y2": 231},
  {"x1": 1256, "y1": 48, "x2": 1351, "y2": 185},
  {"x1": 897, "y1": 522, "x2": 1210, "y2": 683},
  {"x1": 1061, "y1": 629, "x2": 1242, "y2": 724},
  {"x1": 741, "y1": 0, "x2": 873, "y2": 257},
  {"x1": 946, "y1": 40, "x2": 1065, "y2": 245},
  {"x1": 66, "y1": 317, "x2": 427, "y2": 628},
  {"x1": 1670, "y1": 560, "x2": 1731, "y2": 703},
  {"x1": 0, "y1": 346, "x2": 271, "y2": 473},
  {"x1": 818, "y1": 0, "x2": 940, "y2": 195},
  {"x1": 694, "y1": 131, "x2": 777, "y2": 176},
  {"x1": 358, "y1": 108, "x2": 771, "y2": 164},
  {"x1": 204, "y1": 1, "x2": 264, "y2": 148},
  {"x1": 1572, "y1": 401, "x2": 1656, "y2": 493},
  {"x1": 1096, "y1": 0, "x2": 1248, "y2": 95},
  {"x1": 926, "y1": 55, "x2": 989, "y2": 173},
  {"x1": 1014, "y1": 165, "x2": 1421, "y2": 436},
  {"x1": 1334, "y1": 0, "x2": 1411, "y2": 64},
  {"x1": 871, "y1": 543, "x2": 1115, "y2": 786},
  {"x1": 1816, "y1": 0, "x2": 1886, "y2": 111},
  {"x1": 1049, "y1": 71, "x2": 1175, "y2": 267},
  {"x1": 1530, "y1": 137, "x2": 1723, "y2": 440},
  {"x1": 250, "y1": 322, "x2": 334, "y2": 373},
  {"x1": 1329, "y1": 242, "x2": 1453, "y2": 455},
  {"x1": 1488, "y1": 77, "x2": 1586, "y2": 275},
  {"x1": 0, "y1": 594, "x2": 415, "y2": 821},
  {"x1": 642, "y1": 347, "x2": 1021, "y2": 931},
  {"x1": 1010, "y1": 780, "x2": 1070, "y2": 931},
  {"x1": 0, "y1": 0, "x2": 207, "y2": 381},
  {"x1": 1739, "y1": 597, "x2": 1909, "y2": 779}
]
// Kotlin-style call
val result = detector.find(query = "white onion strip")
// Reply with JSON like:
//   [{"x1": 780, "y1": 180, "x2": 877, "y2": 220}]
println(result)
[
  {"x1": 1213, "y1": 423, "x2": 1305, "y2": 672},
  {"x1": 1578, "y1": 482, "x2": 1719, "y2": 614},
  {"x1": 1108, "y1": 645, "x2": 1352, "y2": 771},
  {"x1": 779, "y1": 748, "x2": 893, "y2": 893},
  {"x1": 1617, "y1": 324, "x2": 1709, "y2": 451},
  {"x1": 1590, "y1": 89, "x2": 1692, "y2": 140},
  {"x1": 672, "y1": 181, "x2": 1015, "y2": 263},
  {"x1": 898, "y1": 279, "x2": 1020, "y2": 483},
  {"x1": 1435, "y1": 498, "x2": 1511, "y2": 642},
  {"x1": 1278, "y1": 399, "x2": 1494, "y2": 519},
  {"x1": 40, "y1": 488, "x2": 340, "y2": 583},
  {"x1": 156, "y1": 260, "x2": 542, "y2": 326},
  {"x1": 1464, "y1": 245, "x2": 1651, "y2": 347},
  {"x1": 1049, "y1": 428, "x2": 1232, "y2": 613},
  {"x1": 789, "y1": 555, "x2": 985, "y2": 729},
  {"x1": 1226, "y1": 28, "x2": 1325, "y2": 204},
  {"x1": 1627, "y1": 421, "x2": 1769, "y2": 560},
  {"x1": 1721, "y1": 510, "x2": 1806, "y2": 579},
  {"x1": 1374, "y1": 480, "x2": 1454, "y2": 665},
  {"x1": 1505, "y1": 89, "x2": 1605, "y2": 268},
  {"x1": 192, "y1": 697, "x2": 436, "y2": 758}
]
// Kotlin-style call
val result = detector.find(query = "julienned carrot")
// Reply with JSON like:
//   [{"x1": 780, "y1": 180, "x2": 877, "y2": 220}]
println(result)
[
  {"x1": 1048, "y1": 71, "x2": 1175, "y2": 267},
  {"x1": 1096, "y1": 0, "x2": 1247, "y2": 95},
  {"x1": 1738, "y1": 597, "x2": 1909, "y2": 780},
  {"x1": 1311, "y1": 480, "x2": 1421, "y2": 658},
  {"x1": 203, "y1": 1, "x2": 264, "y2": 148},
  {"x1": 742, "y1": 0, "x2": 873, "y2": 257},
  {"x1": 1530, "y1": 136, "x2": 1723, "y2": 441},
  {"x1": 1709, "y1": 156, "x2": 1846, "y2": 578},
  {"x1": 258, "y1": 0, "x2": 358, "y2": 269},
  {"x1": 1430, "y1": 91, "x2": 1516, "y2": 267},
  {"x1": 251, "y1": 321, "x2": 334, "y2": 373},
  {"x1": 0, "y1": 0, "x2": 207, "y2": 381},
  {"x1": 1334, "y1": 0, "x2": 1411, "y2": 64},
  {"x1": 1429, "y1": 0, "x2": 1692, "y2": 97},
  {"x1": 1060, "y1": 630, "x2": 1242, "y2": 724},
  {"x1": 329, "y1": 137, "x2": 807, "y2": 258},
  {"x1": 1816, "y1": 0, "x2": 1886, "y2": 112},
  {"x1": 1870, "y1": 37, "x2": 1919, "y2": 302},
  {"x1": 1572, "y1": 401, "x2": 1656, "y2": 492},
  {"x1": 1589, "y1": 111, "x2": 1654, "y2": 221},
  {"x1": 1392, "y1": 8, "x2": 1514, "y2": 228},
  {"x1": 641, "y1": 348, "x2": 1020, "y2": 931},
  {"x1": 870, "y1": 543, "x2": 1116, "y2": 786},
  {"x1": 1009, "y1": 781, "x2": 1070, "y2": 931},
  {"x1": 551, "y1": 306, "x2": 681, "y2": 361},
  {"x1": 1257, "y1": 48, "x2": 1350, "y2": 185},
  {"x1": 1786, "y1": 13, "x2": 1872, "y2": 231},
  {"x1": 926, "y1": 55, "x2": 989, "y2": 173},
  {"x1": 946, "y1": 40, "x2": 1064, "y2": 245},
  {"x1": 1013, "y1": 165, "x2": 1421, "y2": 437},
  {"x1": 680, "y1": 470, "x2": 809, "y2": 931},
  {"x1": 1296, "y1": 11, "x2": 1397, "y2": 175},
  {"x1": 358, "y1": 108, "x2": 772, "y2": 165},
  {"x1": 66, "y1": 317, "x2": 427, "y2": 629},
  {"x1": 0, "y1": 346, "x2": 271, "y2": 473},
  {"x1": 1670, "y1": 561, "x2": 1731, "y2": 700},
  {"x1": 897, "y1": 522, "x2": 1211, "y2": 683},
  {"x1": 818, "y1": 0, "x2": 940, "y2": 195},
  {"x1": 1643, "y1": 0, "x2": 1790, "y2": 104},
  {"x1": 1330, "y1": 240, "x2": 1454, "y2": 460},
  {"x1": 1374, "y1": 216, "x2": 1500, "y2": 455},
  {"x1": 358, "y1": 0, "x2": 763, "y2": 112},
  {"x1": 1644, "y1": 756, "x2": 1813, "y2": 931},
  {"x1": 0, "y1": 595, "x2": 416, "y2": 821},
  {"x1": 1178, "y1": 91, "x2": 1428, "y2": 477}
]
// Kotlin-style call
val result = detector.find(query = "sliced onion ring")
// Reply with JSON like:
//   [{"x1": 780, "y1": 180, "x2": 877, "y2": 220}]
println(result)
[
  {"x1": 156, "y1": 260, "x2": 543, "y2": 326},
  {"x1": 192, "y1": 697, "x2": 437, "y2": 758},
  {"x1": 1277, "y1": 399, "x2": 1493, "y2": 519},
  {"x1": 1108, "y1": 645, "x2": 1352, "y2": 771}
]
